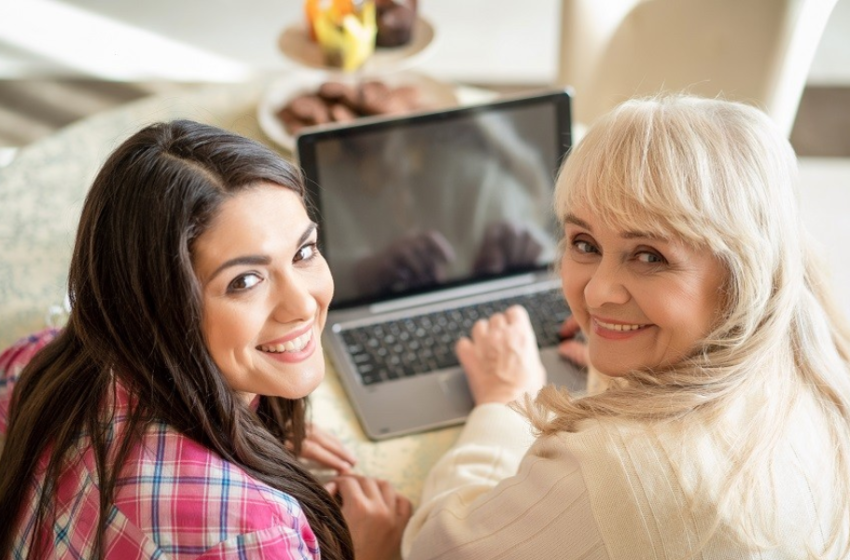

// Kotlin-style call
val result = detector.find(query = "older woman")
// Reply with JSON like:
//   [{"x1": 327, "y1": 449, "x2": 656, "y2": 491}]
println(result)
[{"x1": 402, "y1": 96, "x2": 850, "y2": 559}]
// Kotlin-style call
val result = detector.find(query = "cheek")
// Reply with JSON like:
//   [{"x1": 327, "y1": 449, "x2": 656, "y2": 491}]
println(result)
[
  {"x1": 309, "y1": 259, "x2": 335, "y2": 327},
  {"x1": 201, "y1": 300, "x2": 255, "y2": 359},
  {"x1": 201, "y1": 307, "x2": 230, "y2": 362},
  {"x1": 317, "y1": 259, "x2": 335, "y2": 303}
]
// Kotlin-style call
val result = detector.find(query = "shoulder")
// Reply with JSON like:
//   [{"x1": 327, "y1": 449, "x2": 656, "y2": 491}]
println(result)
[
  {"x1": 113, "y1": 421, "x2": 319, "y2": 559},
  {"x1": 541, "y1": 418, "x2": 749, "y2": 558},
  {"x1": 0, "y1": 328, "x2": 60, "y2": 435},
  {"x1": 0, "y1": 328, "x2": 60, "y2": 383},
  {"x1": 547, "y1": 417, "x2": 712, "y2": 494},
  {"x1": 552, "y1": 415, "x2": 697, "y2": 459}
]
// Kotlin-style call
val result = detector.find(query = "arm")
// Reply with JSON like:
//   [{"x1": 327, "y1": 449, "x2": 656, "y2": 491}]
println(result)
[
  {"x1": 194, "y1": 524, "x2": 320, "y2": 560},
  {"x1": 401, "y1": 402, "x2": 535, "y2": 555},
  {"x1": 409, "y1": 305, "x2": 544, "y2": 504},
  {"x1": 0, "y1": 329, "x2": 60, "y2": 438},
  {"x1": 402, "y1": 425, "x2": 608, "y2": 560},
  {"x1": 402, "y1": 307, "x2": 607, "y2": 558}
]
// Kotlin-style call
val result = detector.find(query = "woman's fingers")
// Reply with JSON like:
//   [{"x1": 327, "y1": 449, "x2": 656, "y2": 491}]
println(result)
[
  {"x1": 335, "y1": 473, "x2": 368, "y2": 504},
  {"x1": 299, "y1": 424, "x2": 356, "y2": 473},
  {"x1": 504, "y1": 304, "x2": 531, "y2": 327},
  {"x1": 309, "y1": 424, "x2": 357, "y2": 463},
  {"x1": 470, "y1": 317, "x2": 489, "y2": 340},
  {"x1": 334, "y1": 474, "x2": 399, "y2": 517},
  {"x1": 378, "y1": 477, "x2": 396, "y2": 507},
  {"x1": 300, "y1": 439, "x2": 354, "y2": 473},
  {"x1": 359, "y1": 474, "x2": 383, "y2": 501},
  {"x1": 396, "y1": 494, "x2": 412, "y2": 519},
  {"x1": 557, "y1": 316, "x2": 588, "y2": 367},
  {"x1": 559, "y1": 315, "x2": 582, "y2": 338},
  {"x1": 333, "y1": 475, "x2": 410, "y2": 560},
  {"x1": 455, "y1": 304, "x2": 547, "y2": 405},
  {"x1": 558, "y1": 339, "x2": 589, "y2": 367},
  {"x1": 489, "y1": 311, "x2": 507, "y2": 329}
]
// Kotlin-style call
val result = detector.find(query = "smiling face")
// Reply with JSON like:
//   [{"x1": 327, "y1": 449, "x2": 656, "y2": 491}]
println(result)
[
  {"x1": 560, "y1": 209, "x2": 727, "y2": 377},
  {"x1": 193, "y1": 183, "x2": 333, "y2": 403}
]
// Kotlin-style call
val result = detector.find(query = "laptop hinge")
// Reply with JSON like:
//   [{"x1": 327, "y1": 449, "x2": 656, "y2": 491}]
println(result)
[{"x1": 368, "y1": 273, "x2": 540, "y2": 315}]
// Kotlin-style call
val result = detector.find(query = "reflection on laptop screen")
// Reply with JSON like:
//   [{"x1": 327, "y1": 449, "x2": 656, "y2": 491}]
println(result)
[{"x1": 299, "y1": 91, "x2": 571, "y2": 307}]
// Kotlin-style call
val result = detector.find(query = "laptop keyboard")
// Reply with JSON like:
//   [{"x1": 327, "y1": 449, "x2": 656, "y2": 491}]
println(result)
[{"x1": 339, "y1": 288, "x2": 571, "y2": 385}]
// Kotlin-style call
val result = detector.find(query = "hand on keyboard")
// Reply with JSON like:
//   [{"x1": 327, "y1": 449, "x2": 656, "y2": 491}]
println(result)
[
  {"x1": 455, "y1": 305, "x2": 547, "y2": 405},
  {"x1": 557, "y1": 315, "x2": 589, "y2": 367}
]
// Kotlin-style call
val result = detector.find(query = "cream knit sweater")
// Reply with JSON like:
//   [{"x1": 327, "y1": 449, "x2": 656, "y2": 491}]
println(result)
[{"x1": 402, "y1": 397, "x2": 844, "y2": 559}]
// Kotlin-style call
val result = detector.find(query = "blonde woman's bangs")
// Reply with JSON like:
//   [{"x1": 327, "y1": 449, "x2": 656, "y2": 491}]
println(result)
[{"x1": 556, "y1": 102, "x2": 723, "y2": 248}]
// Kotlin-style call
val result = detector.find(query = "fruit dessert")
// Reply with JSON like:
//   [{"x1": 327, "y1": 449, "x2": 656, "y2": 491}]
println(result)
[{"x1": 304, "y1": 0, "x2": 377, "y2": 71}]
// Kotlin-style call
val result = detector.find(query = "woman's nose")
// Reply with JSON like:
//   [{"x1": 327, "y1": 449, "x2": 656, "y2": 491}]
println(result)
[
  {"x1": 272, "y1": 276, "x2": 317, "y2": 322},
  {"x1": 583, "y1": 258, "x2": 630, "y2": 308}
]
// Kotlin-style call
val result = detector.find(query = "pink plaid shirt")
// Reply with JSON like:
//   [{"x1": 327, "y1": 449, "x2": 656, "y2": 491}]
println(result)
[{"x1": 0, "y1": 330, "x2": 320, "y2": 559}]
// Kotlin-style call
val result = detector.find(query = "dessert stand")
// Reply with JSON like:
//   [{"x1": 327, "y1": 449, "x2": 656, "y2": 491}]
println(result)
[{"x1": 258, "y1": 15, "x2": 465, "y2": 152}]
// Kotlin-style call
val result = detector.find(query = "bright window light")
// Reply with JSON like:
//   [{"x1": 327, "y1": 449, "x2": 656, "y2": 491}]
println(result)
[{"x1": 0, "y1": 0, "x2": 253, "y2": 81}]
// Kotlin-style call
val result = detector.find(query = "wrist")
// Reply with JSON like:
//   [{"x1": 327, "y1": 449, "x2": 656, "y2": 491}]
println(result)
[{"x1": 473, "y1": 388, "x2": 534, "y2": 406}]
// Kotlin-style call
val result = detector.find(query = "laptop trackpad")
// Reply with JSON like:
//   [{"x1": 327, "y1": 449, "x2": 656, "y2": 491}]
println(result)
[
  {"x1": 436, "y1": 353, "x2": 584, "y2": 412},
  {"x1": 437, "y1": 370, "x2": 475, "y2": 411}
]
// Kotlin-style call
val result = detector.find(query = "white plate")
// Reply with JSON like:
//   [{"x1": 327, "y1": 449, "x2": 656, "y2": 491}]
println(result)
[
  {"x1": 278, "y1": 16, "x2": 437, "y2": 75},
  {"x1": 257, "y1": 71, "x2": 459, "y2": 152}
]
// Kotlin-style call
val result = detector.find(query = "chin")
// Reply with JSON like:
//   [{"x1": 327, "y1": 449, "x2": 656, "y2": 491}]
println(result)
[
  {"x1": 293, "y1": 359, "x2": 326, "y2": 398},
  {"x1": 589, "y1": 354, "x2": 632, "y2": 378}
]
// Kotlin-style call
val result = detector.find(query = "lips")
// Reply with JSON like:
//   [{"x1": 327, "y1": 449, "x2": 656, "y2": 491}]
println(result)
[
  {"x1": 256, "y1": 326, "x2": 319, "y2": 365},
  {"x1": 591, "y1": 317, "x2": 651, "y2": 340},
  {"x1": 256, "y1": 322, "x2": 314, "y2": 354}
]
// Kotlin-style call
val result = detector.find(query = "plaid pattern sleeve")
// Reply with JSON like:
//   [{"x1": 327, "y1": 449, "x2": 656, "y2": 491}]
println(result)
[
  {"x1": 1, "y1": 332, "x2": 321, "y2": 560},
  {"x1": 0, "y1": 328, "x2": 60, "y2": 440}
]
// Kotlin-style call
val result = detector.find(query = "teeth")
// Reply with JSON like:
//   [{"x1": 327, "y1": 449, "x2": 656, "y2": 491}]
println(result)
[
  {"x1": 596, "y1": 320, "x2": 645, "y2": 332},
  {"x1": 259, "y1": 331, "x2": 312, "y2": 353}
]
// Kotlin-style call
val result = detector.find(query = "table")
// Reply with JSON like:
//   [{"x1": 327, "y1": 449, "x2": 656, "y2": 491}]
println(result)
[{"x1": 3, "y1": 79, "x2": 850, "y2": 505}]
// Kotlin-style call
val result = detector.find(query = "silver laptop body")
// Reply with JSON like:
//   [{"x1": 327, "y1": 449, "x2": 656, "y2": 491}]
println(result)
[{"x1": 296, "y1": 90, "x2": 585, "y2": 440}]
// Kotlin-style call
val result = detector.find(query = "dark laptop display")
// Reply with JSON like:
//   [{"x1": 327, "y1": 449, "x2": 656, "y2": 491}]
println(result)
[
  {"x1": 296, "y1": 90, "x2": 585, "y2": 440},
  {"x1": 298, "y1": 91, "x2": 571, "y2": 306}
]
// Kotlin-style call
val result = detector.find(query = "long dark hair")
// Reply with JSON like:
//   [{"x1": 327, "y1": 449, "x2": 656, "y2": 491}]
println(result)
[{"x1": 0, "y1": 120, "x2": 353, "y2": 559}]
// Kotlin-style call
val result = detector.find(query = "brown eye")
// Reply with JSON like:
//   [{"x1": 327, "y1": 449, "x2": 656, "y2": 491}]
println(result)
[
  {"x1": 295, "y1": 242, "x2": 319, "y2": 262},
  {"x1": 228, "y1": 273, "x2": 262, "y2": 292}
]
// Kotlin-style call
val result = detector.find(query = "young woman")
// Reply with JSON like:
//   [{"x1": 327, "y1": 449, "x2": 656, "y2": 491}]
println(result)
[
  {"x1": 0, "y1": 120, "x2": 410, "y2": 560},
  {"x1": 401, "y1": 96, "x2": 850, "y2": 558}
]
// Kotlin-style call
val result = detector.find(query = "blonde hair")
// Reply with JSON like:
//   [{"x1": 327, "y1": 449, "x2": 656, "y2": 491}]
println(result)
[{"x1": 531, "y1": 96, "x2": 850, "y2": 555}]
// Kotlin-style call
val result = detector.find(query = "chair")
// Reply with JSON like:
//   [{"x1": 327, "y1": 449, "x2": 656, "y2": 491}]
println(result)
[{"x1": 556, "y1": 0, "x2": 838, "y2": 137}]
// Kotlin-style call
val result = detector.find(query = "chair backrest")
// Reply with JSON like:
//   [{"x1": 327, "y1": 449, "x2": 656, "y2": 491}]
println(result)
[{"x1": 557, "y1": 0, "x2": 838, "y2": 136}]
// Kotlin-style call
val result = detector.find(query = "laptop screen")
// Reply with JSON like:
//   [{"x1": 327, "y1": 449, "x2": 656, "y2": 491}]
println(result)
[{"x1": 296, "y1": 89, "x2": 572, "y2": 309}]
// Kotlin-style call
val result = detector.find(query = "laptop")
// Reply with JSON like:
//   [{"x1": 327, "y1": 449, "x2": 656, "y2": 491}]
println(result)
[{"x1": 296, "y1": 89, "x2": 585, "y2": 440}]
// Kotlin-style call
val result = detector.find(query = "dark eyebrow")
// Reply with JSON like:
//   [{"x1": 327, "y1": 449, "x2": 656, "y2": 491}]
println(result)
[
  {"x1": 564, "y1": 213, "x2": 664, "y2": 241},
  {"x1": 208, "y1": 255, "x2": 271, "y2": 282},
  {"x1": 207, "y1": 222, "x2": 318, "y2": 282},
  {"x1": 299, "y1": 222, "x2": 318, "y2": 246}
]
